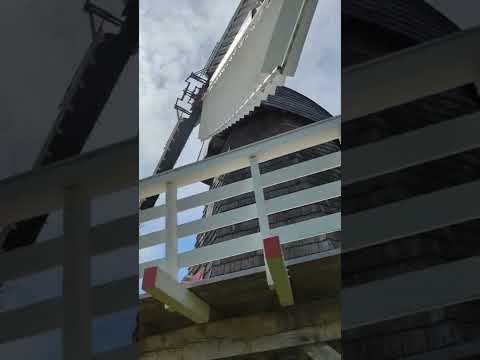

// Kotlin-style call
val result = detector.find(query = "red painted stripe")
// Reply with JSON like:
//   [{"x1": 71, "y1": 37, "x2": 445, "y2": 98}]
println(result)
[
  {"x1": 263, "y1": 236, "x2": 282, "y2": 259},
  {"x1": 142, "y1": 266, "x2": 158, "y2": 291}
]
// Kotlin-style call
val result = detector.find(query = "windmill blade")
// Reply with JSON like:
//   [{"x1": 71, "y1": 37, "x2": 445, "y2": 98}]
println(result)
[
  {"x1": 1, "y1": 0, "x2": 138, "y2": 251},
  {"x1": 140, "y1": 103, "x2": 202, "y2": 210},
  {"x1": 199, "y1": 0, "x2": 318, "y2": 141}
]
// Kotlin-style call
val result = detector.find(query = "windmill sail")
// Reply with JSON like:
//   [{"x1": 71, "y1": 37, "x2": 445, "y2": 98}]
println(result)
[{"x1": 199, "y1": 0, "x2": 318, "y2": 140}]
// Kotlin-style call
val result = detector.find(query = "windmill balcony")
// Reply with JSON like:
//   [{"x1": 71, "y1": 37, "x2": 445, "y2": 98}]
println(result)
[{"x1": 139, "y1": 115, "x2": 342, "y2": 298}]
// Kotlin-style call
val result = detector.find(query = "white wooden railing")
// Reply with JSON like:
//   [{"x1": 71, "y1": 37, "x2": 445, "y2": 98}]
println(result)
[
  {"x1": 0, "y1": 139, "x2": 138, "y2": 360},
  {"x1": 139, "y1": 116, "x2": 342, "y2": 283},
  {"x1": 342, "y1": 24, "x2": 480, "y2": 331}
]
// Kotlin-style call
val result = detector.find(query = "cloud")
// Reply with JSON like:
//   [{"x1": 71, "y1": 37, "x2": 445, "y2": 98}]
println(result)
[{"x1": 139, "y1": 0, "x2": 238, "y2": 179}]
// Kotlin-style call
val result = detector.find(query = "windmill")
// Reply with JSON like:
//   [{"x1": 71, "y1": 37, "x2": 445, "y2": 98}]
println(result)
[
  {"x1": 142, "y1": 0, "x2": 340, "y2": 280},
  {"x1": 138, "y1": 2, "x2": 342, "y2": 355}
]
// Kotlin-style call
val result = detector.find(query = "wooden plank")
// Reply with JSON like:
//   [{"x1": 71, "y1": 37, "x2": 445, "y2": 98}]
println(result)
[
  {"x1": 0, "y1": 138, "x2": 137, "y2": 227},
  {"x1": 265, "y1": 181, "x2": 340, "y2": 214},
  {"x1": 0, "y1": 276, "x2": 137, "y2": 344},
  {"x1": 0, "y1": 215, "x2": 137, "y2": 283},
  {"x1": 142, "y1": 267, "x2": 210, "y2": 324},
  {"x1": 139, "y1": 182, "x2": 340, "y2": 251},
  {"x1": 342, "y1": 256, "x2": 480, "y2": 330},
  {"x1": 139, "y1": 212, "x2": 340, "y2": 272},
  {"x1": 343, "y1": 25, "x2": 480, "y2": 121},
  {"x1": 343, "y1": 111, "x2": 480, "y2": 185},
  {"x1": 140, "y1": 300, "x2": 340, "y2": 360},
  {"x1": 262, "y1": 152, "x2": 340, "y2": 188},
  {"x1": 140, "y1": 178, "x2": 253, "y2": 223},
  {"x1": 180, "y1": 212, "x2": 340, "y2": 268},
  {"x1": 141, "y1": 151, "x2": 340, "y2": 224},
  {"x1": 140, "y1": 117, "x2": 340, "y2": 199},
  {"x1": 343, "y1": 180, "x2": 480, "y2": 252},
  {"x1": 263, "y1": 236, "x2": 294, "y2": 306}
]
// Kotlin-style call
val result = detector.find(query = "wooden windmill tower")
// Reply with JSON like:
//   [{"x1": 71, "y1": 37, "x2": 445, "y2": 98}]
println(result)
[{"x1": 139, "y1": 2, "x2": 341, "y2": 356}]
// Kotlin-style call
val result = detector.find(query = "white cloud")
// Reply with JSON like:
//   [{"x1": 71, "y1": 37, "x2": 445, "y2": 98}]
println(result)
[{"x1": 139, "y1": 0, "x2": 237, "y2": 179}]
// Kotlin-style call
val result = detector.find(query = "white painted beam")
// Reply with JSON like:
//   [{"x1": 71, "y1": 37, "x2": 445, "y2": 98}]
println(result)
[
  {"x1": 263, "y1": 236, "x2": 294, "y2": 306},
  {"x1": 165, "y1": 182, "x2": 178, "y2": 278},
  {"x1": 343, "y1": 24, "x2": 480, "y2": 121},
  {"x1": 343, "y1": 179, "x2": 480, "y2": 253},
  {"x1": 142, "y1": 266, "x2": 210, "y2": 324},
  {"x1": 342, "y1": 256, "x2": 480, "y2": 330},
  {"x1": 0, "y1": 138, "x2": 137, "y2": 227},
  {"x1": 140, "y1": 178, "x2": 253, "y2": 223},
  {"x1": 0, "y1": 214, "x2": 137, "y2": 283},
  {"x1": 343, "y1": 111, "x2": 480, "y2": 186},
  {"x1": 250, "y1": 156, "x2": 273, "y2": 285},
  {"x1": 139, "y1": 181, "x2": 340, "y2": 250},
  {"x1": 0, "y1": 276, "x2": 138, "y2": 344},
  {"x1": 140, "y1": 152, "x2": 340, "y2": 226},
  {"x1": 139, "y1": 212, "x2": 341, "y2": 273},
  {"x1": 140, "y1": 118, "x2": 340, "y2": 199},
  {"x1": 261, "y1": 152, "x2": 340, "y2": 188}
]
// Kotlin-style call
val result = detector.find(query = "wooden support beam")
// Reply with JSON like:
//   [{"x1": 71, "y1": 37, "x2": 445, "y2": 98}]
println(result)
[
  {"x1": 142, "y1": 266, "x2": 210, "y2": 324},
  {"x1": 303, "y1": 342, "x2": 341, "y2": 360},
  {"x1": 140, "y1": 300, "x2": 340, "y2": 360},
  {"x1": 263, "y1": 236, "x2": 294, "y2": 306}
]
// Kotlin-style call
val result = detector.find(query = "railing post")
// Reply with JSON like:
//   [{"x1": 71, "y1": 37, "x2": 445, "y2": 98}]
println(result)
[
  {"x1": 63, "y1": 185, "x2": 91, "y2": 360},
  {"x1": 249, "y1": 155, "x2": 273, "y2": 286},
  {"x1": 165, "y1": 181, "x2": 178, "y2": 280}
]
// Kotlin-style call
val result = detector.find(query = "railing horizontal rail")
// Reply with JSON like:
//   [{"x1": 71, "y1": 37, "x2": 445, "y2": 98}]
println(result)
[
  {"x1": 0, "y1": 276, "x2": 137, "y2": 344},
  {"x1": 139, "y1": 181, "x2": 340, "y2": 250},
  {"x1": 343, "y1": 24, "x2": 480, "y2": 122},
  {"x1": 140, "y1": 117, "x2": 340, "y2": 199},
  {"x1": 140, "y1": 212, "x2": 341, "y2": 272},
  {"x1": 140, "y1": 151, "x2": 340, "y2": 224},
  {"x1": 0, "y1": 215, "x2": 137, "y2": 283},
  {"x1": 0, "y1": 138, "x2": 137, "y2": 227},
  {"x1": 343, "y1": 111, "x2": 480, "y2": 186},
  {"x1": 265, "y1": 181, "x2": 340, "y2": 214},
  {"x1": 343, "y1": 179, "x2": 480, "y2": 253},
  {"x1": 140, "y1": 178, "x2": 253, "y2": 223},
  {"x1": 343, "y1": 256, "x2": 480, "y2": 330},
  {"x1": 261, "y1": 152, "x2": 341, "y2": 188}
]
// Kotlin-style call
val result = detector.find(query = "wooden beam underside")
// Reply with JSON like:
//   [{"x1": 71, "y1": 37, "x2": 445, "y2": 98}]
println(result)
[
  {"x1": 142, "y1": 266, "x2": 211, "y2": 324},
  {"x1": 140, "y1": 300, "x2": 340, "y2": 360}
]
